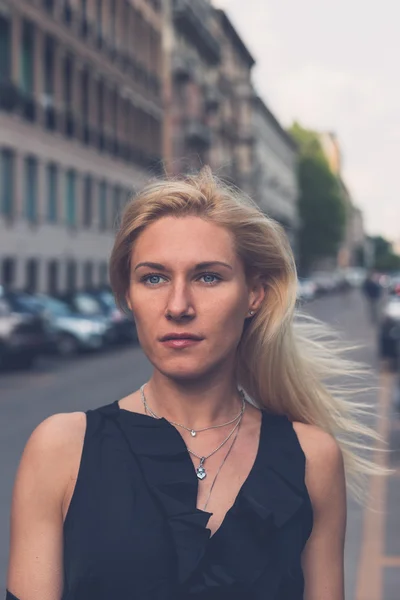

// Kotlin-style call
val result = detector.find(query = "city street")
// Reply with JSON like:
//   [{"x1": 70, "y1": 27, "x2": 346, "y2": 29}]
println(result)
[{"x1": 0, "y1": 289, "x2": 399, "y2": 599}]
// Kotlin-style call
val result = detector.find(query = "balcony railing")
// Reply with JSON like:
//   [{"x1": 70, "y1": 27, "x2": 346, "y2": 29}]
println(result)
[
  {"x1": 185, "y1": 119, "x2": 212, "y2": 148},
  {"x1": 173, "y1": 0, "x2": 221, "y2": 65}
]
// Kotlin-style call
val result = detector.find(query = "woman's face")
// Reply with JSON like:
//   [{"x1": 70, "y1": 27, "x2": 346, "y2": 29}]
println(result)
[{"x1": 127, "y1": 216, "x2": 264, "y2": 381}]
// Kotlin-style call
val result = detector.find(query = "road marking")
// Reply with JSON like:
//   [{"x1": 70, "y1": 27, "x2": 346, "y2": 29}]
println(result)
[
  {"x1": 380, "y1": 556, "x2": 400, "y2": 567},
  {"x1": 355, "y1": 371, "x2": 392, "y2": 600}
]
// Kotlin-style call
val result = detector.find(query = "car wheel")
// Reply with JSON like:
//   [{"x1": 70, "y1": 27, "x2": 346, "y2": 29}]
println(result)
[{"x1": 57, "y1": 333, "x2": 79, "y2": 357}]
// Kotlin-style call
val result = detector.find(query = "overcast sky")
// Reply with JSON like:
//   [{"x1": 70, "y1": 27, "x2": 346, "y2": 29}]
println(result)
[{"x1": 215, "y1": 0, "x2": 399, "y2": 242}]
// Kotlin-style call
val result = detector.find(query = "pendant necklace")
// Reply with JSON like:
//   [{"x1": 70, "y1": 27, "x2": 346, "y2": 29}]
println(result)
[{"x1": 140, "y1": 383, "x2": 246, "y2": 480}]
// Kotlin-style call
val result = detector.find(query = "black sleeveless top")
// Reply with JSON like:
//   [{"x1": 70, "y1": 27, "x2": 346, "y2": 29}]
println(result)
[{"x1": 9, "y1": 400, "x2": 314, "y2": 600}]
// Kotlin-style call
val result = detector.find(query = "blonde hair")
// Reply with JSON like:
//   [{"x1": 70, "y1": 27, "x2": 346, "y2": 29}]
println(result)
[{"x1": 110, "y1": 167, "x2": 382, "y2": 498}]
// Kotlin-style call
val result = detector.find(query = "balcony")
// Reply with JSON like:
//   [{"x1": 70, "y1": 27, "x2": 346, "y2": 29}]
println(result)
[
  {"x1": 204, "y1": 86, "x2": 221, "y2": 111},
  {"x1": 172, "y1": 0, "x2": 221, "y2": 65},
  {"x1": 171, "y1": 52, "x2": 194, "y2": 82},
  {"x1": 185, "y1": 119, "x2": 212, "y2": 148},
  {"x1": 0, "y1": 80, "x2": 20, "y2": 112}
]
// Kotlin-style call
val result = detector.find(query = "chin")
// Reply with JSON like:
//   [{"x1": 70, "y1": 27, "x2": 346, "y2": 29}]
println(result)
[{"x1": 155, "y1": 357, "x2": 215, "y2": 382}]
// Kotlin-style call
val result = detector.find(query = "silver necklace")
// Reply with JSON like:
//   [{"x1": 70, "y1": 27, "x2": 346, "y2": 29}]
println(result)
[
  {"x1": 202, "y1": 417, "x2": 242, "y2": 511},
  {"x1": 141, "y1": 384, "x2": 246, "y2": 480},
  {"x1": 140, "y1": 384, "x2": 245, "y2": 438},
  {"x1": 188, "y1": 415, "x2": 243, "y2": 480}
]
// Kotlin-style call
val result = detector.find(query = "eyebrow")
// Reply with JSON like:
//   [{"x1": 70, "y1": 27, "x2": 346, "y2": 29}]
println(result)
[{"x1": 134, "y1": 261, "x2": 233, "y2": 272}]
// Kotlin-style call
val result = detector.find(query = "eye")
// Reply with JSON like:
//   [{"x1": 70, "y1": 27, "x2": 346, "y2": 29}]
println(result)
[
  {"x1": 198, "y1": 273, "x2": 222, "y2": 285},
  {"x1": 142, "y1": 274, "x2": 167, "y2": 286}
]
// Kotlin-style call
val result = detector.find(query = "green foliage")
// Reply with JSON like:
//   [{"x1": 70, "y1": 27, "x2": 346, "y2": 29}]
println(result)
[
  {"x1": 289, "y1": 123, "x2": 346, "y2": 273},
  {"x1": 369, "y1": 235, "x2": 400, "y2": 272}
]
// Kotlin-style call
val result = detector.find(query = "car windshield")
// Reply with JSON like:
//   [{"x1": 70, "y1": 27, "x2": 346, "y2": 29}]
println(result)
[
  {"x1": 7, "y1": 294, "x2": 43, "y2": 314},
  {"x1": 74, "y1": 294, "x2": 103, "y2": 315},
  {"x1": 41, "y1": 297, "x2": 73, "y2": 317}
]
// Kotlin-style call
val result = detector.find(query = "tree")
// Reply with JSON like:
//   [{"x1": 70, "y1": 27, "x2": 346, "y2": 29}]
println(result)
[
  {"x1": 289, "y1": 123, "x2": 346, "y2": 274},
  {"x1": 369, "y1": 235, "x2": 400, "y2": 272}
]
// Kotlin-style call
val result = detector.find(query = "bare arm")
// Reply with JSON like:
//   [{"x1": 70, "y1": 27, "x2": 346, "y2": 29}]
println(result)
[
  {"x1": 6, "y1": 412, "x2": 86, "y2": 600},
  {"x1": 293, "y1": 422, "x2": 347, "y2": 600}
]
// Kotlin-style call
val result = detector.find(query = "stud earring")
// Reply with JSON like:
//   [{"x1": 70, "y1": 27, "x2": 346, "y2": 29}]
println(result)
[{"x1": 248, "y1": 310, "x2": 255, "y2": 316}]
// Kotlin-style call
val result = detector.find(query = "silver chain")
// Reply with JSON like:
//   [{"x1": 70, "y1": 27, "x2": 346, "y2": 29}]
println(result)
[
  {"x1": 140, "y1": 383, "x2": 246, "y2": 481},
  {"x1": 202, "y1": 417, "x2": 242, "y2": 511},
  {"x1": 140, "y1": 384, "x2": 245, "y2": 437},
  {"x1": 186, "y1": 415, "x2": 242, "y2": 461}
]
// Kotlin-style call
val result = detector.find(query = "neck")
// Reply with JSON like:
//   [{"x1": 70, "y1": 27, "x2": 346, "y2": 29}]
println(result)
[{"x1": 146, "y1": 371, "x2": 243, "y2": 429}]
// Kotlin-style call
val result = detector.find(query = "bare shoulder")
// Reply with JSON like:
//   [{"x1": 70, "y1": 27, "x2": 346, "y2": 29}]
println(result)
[
  {"x1": 292, "y1": 422, "x2": 346, "y2": 510},
  {"x1": 25, "y1": 411, "x2": 86, "y2": 459},
  {"x1": 15, "y1": 412, "x2": 87, "y2": 505}
]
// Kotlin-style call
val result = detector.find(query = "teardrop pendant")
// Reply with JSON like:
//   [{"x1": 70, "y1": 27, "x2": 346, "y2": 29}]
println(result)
[{"x1": 196, "y1": 457, "x2": 207, "y2": 480}]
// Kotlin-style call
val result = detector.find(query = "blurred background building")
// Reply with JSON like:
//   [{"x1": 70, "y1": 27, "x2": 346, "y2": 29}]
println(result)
[
  {"x1": 252, "y1": 95, "x2": 299, "y2": 250},
  {"x1": 0, "y1": 0, "x2": 163, "y2": 294},
  {"x1": 318, "y1": 131, "x2": 366, "y2": 268},
  {"x1": 1, "y1": 0, "x2": 369, "y2": 294}
]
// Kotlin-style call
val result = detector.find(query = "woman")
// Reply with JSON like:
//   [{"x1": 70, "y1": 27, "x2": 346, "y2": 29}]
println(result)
[{"x1": 6, "y1": 168, "x2": 377, "y2": 600}]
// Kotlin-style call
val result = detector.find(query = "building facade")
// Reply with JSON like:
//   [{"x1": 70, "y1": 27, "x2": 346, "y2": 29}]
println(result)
[
  {"x1": 252, "y1": 95, "x2": 299, "y2": 248},
  {"x1": 165, "y1": 0, "x2": 220, "y2": 175},
  {"x1": 0, "y1": 0, "x2": 163, "y2": 294},
  {"x1": 210, "y1": 9, "x2": 255, "y2": 194}
]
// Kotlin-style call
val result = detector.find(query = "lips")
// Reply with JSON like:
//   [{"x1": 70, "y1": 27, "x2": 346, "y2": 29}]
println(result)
[{"x1": 160, "y1": 333, "x2": 204, "y2": 342}]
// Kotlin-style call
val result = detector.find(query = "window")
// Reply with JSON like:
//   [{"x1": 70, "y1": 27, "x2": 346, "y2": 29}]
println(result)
[
  {"x1": 46, "y1": 163, "x2": 58, "y2": 223},
  {"x1": 20, "y1": 21, "x2": 34, "y2": 95},
  {"x1": 44, "y1": 0, "x2": 55, "y2": 14},
  {"x1": 84, "y1": 261, "x2": 93, "y2": 288},
  {"x1": 25, "y1": 258, "x2": 39, "y2": 293},
  {"x1": 99, "y1": 261, "x2": 108, "y2": 286},
  {"x1": 63, "y1": 54, "x2": 73, "y2": 108},
  {"x1": 81, "y1": 0, "x2": 88, "y2": 17},
  {"x1": 24, "y1": 156, "x2": 38, "y2": 223},
  {"x1": 66, "y1": 259, "x2": 77, "y2": 292},
  {"x1": 99, "y1": 180, "x2": 107, "y2": 230},
  {"x1": 97, "y1": 79, "x2": 104, "y2": 148},
  {"x1": 2, "y1": 257, "x2": 16, "y2": 288},
  {"x1": 1, "y1": 149, "x2": 14, "y2": 218},
  {"x1": 0, "y1": 16, "x2": 11, "y2": 82},
  {"x1": 110, "y1": 1, "x2": 116, "y2": 46},
  {"x1": 65, "y1": 169, "x2": 76, "y2": 227},
  {"x1": 81, "y1": 68, "x2": 89, "y2": 143},
  {"x1": 83, "y1": 174, "x2": 92, "y2": 227},
  {"x1": 47, "y1": 260, "x2": 59, "y2": 295},
  {"x1": 44, "y1": 37, "x2": 54, "y2": 97},
  {"x1": 112, "y1": 185, "x2": 120, "y2": 227},
  {"x1": 96, "y1": 0, "x2": 103, "y2": 39}
]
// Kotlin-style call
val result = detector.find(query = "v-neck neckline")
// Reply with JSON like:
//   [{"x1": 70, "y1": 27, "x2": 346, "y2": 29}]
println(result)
[{"x1": 115, "y1": 400, "x2": 266, "y2": 540}]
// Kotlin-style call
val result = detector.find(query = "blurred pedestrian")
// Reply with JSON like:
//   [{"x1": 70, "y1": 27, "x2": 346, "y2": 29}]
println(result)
[
  {"x1": 6, "y1": 168, "x2": 381, "y2": 600},
  {"x1": 362, "y1": 270, "x2": 382, "y2": 324}
]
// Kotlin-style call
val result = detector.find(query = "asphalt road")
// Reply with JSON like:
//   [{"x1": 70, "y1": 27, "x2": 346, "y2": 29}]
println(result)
[{"x1": 0, "y1": 289, "x2": 399, "y2": 599}]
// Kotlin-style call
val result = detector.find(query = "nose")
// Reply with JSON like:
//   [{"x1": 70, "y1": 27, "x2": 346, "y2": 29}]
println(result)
[{"x1": 165, "y1": 280, "x2": 195, "y2": 321}]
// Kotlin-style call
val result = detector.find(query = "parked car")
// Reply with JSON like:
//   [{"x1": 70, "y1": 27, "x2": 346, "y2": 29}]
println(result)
[
  {"x1": 35, "y1": 294, "x2": 109, "y2": 357},
  {"x1": 379, "y1": 284, "x2": 400, "y2": 359},
  {"x1": 58, "y1": 290, "x2": 136, "y2": 345},
  {"x1": 0, "y1": 289, "x2": 54, "y2": 369},
  {"x1": 297, "y1": 278, "x2": 317, "y2": 303},
  {"x1": 85, "y1": 288, "x2": 137, "y2": 343}
]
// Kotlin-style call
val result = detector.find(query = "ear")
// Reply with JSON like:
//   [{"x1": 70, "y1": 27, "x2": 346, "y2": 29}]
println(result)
[
  {"x1": 125, "y1": 293, "x2": 132, "y2": 312},
  {"x1": 248, "y1": 275, "x2": 266, "y2": 313}
]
